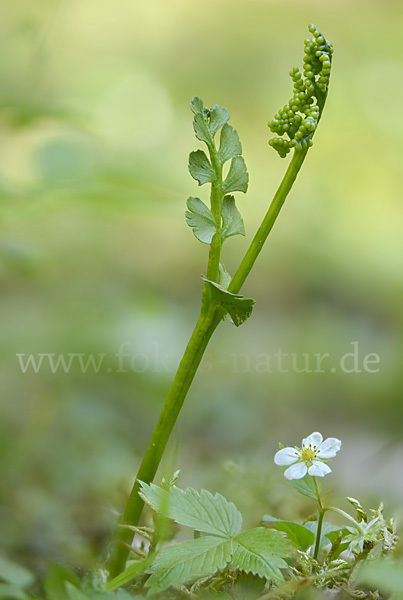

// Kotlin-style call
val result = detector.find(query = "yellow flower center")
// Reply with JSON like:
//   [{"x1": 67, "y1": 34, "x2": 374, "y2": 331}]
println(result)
[{"x1": 301, "y1": 445, "x2": 317, "y2": 462}]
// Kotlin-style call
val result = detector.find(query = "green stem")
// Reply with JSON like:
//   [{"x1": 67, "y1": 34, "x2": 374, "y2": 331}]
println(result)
[
  {"x1": 108, "y1": 142, "x2": 227, "y2": 576},
  {"x1": 312, "y1": 476, "x2": 324, "y2": 561},
  {"x1": 107, "y1": 147, "x2": 309, "y2": 577},
  {"x1": 324, "y1": 506, "x2": 360, "y2": 529},
  {"x1": 313, "y1": 509, "x2": 324, "y2": 561},
  {"x1": 228, "y1": 148, "x2": 308, "y2": 294},
  {"x1": 108, "y1": 305, "x2": 223, "y2": 576}
]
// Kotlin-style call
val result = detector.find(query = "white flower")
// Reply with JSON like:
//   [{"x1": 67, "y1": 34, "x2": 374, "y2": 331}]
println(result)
[{"x1": 274, "y1": 432, "x2": 341, "y2": 480}]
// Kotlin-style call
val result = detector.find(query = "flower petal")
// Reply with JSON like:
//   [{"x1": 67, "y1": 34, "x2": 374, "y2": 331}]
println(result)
[
  {"x1": 274, "y1": 447, "x2": 300, "y2": 466},
  {"x1": 302, "y1": 432, "x2": 323, "y2": 449},
  {"x1": 284, "y1": 461, "x2": 307, "y2": 480},
  {"x1": 308, "y1": 460, "x2": 331, "y2": 477},
  {"x1": 317, "y1": 437, "x2": 341, "y2": 458}
]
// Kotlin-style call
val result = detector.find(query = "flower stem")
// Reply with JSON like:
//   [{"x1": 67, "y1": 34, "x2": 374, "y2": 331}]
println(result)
[
  {"x1": 107, "y1": 147, "x2": 310, "y2": 577},
  {"x1": 228, "y1": 148, "x2": 308, "y2": 294},
  {"x1": 324, "y1": 506, "x2": 360, "y2": 529},
  {"x1": 312, "y1": 476, "x2": 324, "y2": 561}
]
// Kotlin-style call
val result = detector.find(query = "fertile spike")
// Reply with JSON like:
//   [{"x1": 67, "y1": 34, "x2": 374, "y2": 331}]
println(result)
[{"x1": 268, "y1": 24, "x2": 333, "y2": 158}]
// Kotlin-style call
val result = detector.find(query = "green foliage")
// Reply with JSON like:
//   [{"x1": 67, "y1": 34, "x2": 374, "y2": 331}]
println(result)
[
  {"x1": 337, "y1": 501, "x2": 398, "y2": 556},
  {"x1": 4, "y1": 6, "x2": 402, "y2": 600},
  {"x1": 190, "y1": 98, "x2": 230, "y2": 148},
  {"x1": 201, "y1": 277, "x2": 255, "y2": 326},
  {"x1": 139, "y1": 482, "x2": 242, "y2": 537},
  {"x1": 0, "y1": 583, "x2": 30, "y2": 599},
  {"x1": 65, "y1": 582, "x2": 88, "y2": 600},
  {"x1": 188, "y1": 150, "x2": 217, "y2": 186},
  {"x1": 185, "y1": 197, "x2": 217, "y2": 243},
  {"x1": 357, "y1": 560, "x2": 403, "y2": 597},
  {"x1": 186, "y1": 96, "x2": 247, "y2": 250},
  {"x1": 304, "y1": 520, "x2": 345, "y2": 550},
  {"x1": 3, "y1": 489, "x2": 398, "y2": 599},
  {"x1": 287, "y1": 473, "x2": 317, "y2": 500},
  {"x1": 222, "y1": 156, "x2": 249, "y2": 194},
  {"x1": 343, "y1": 517, "x2": 382, "y2": 554},
  {"x1": 262, "y1": 516, "x2": 315, "y2": 551},
  {"x1": 323, "y1": 527, "x2": 350, "y2": 556},
  {"x1": 231, "y1": 573, "x2": 266, "y2": 600},
  {"x1": 145, "y1": 529, "x2": 288, "y2": 593},
  {"x1": 185, "y1": 194, "x2": 245, "y2": 245},
  {"x1": 268, "y1": 24, "x2": 333, "y2": 157},
  {"x1": 138, "y1": 482, "x2": 290, "y2": 593},
  {"x1": 271, "y1": 450, "x2": 398, "y2": 597},
  {"x1": 0, "y1": 558, "x2": 125, "y2": 600},
  {"x1": 64, "y1": 579, "x2": 140, "y2": 600},
  {"x1": 0, "y1": 556, "x2": 35, "y2": 590},
  {"x1": 231, "y1": 529, "x2": 289, "y2": 582},
  {"x1": 346, "y1": 496, "x2": 367, "y2": 523},
  {"x1": 221, "y1": 196, "x2": 245, "y2": 240},
  {"x1": 146, "y1": 537, "x2": 233, "y2": 593},
  {"x1": 190, "y1": 96, "x2": 204, "y2": 115},
  {"x1": 44, "y1": 565, "x2": 81, "y2": 600},
  {"x1": 218, "y1": 124, "x2": 242, "y2": 164},
  {"x1": 105, "y1": 560, "x2": 150, "y2": 592},
  {"x1": 208, "y1": 106, "x2": 231, "y2": 137},
  {"x1": 0, "y1": 559, "x2": 143, "y2": 600}
]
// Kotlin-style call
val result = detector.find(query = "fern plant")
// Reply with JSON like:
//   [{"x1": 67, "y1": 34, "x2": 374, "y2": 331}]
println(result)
[{"x1": 108, "y1": 24, "x2": 334, "y2": 578}]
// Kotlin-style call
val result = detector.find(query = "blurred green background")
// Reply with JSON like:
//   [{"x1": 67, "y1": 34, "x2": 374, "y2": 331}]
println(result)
[{"x1": 1, "y1": 0, "x2": 403, "y2": 574}]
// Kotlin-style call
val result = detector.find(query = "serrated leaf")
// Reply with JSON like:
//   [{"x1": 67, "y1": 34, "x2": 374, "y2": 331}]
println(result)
[
  {"x1": 193, "y1": 112, "x2": 212, "y2": 146},
  {"x1": 232, "y1": 528, "x2": 290, "y2": 582},
  {"x1": 188, "y1": 150, "x2": 216, "y2": 186},
  {"x1": 209, "y1": 105, "x2": 230, "y2": 136},
  {"x1": 218, "y1": 123, "x2": 242, "y2": 164},
  {"x1": 222, "y1": 156, "x2": 248, "y2": 194},
  {"x1": 262, "y1": 516, "x2": 315, "y2": 551},
  {"x1": 145, "y1": 537, "x2": 233, "y2": 593},
  {"x1": 288, "y1": 474, "x2": 317, "y2": 500},
  {"x1": 201, "y1": 277, "x2": 255, "y2": 327},
  {"x1": 190, "y1": 96, "x2": 204, "y2": 115},
  {"x1": 185, "y1": 197, "x2": 217, "y2": 244},
  {"x1": 139, "y1": 482, "x2": 242, "y2": 537},
  {"x1": 0, "y1": 556, "x2": 35, "y2": 589},
  {"x1": 222, "y1": 195, "x2": 245, "y2": 239}
]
